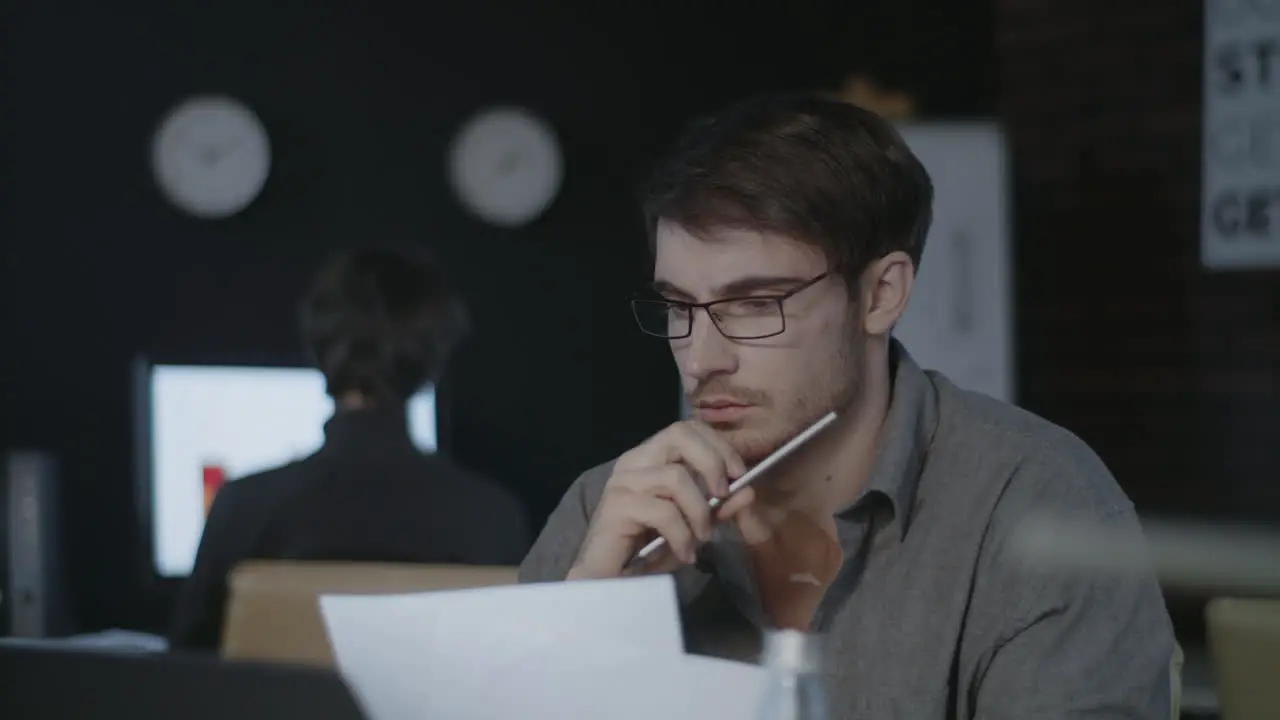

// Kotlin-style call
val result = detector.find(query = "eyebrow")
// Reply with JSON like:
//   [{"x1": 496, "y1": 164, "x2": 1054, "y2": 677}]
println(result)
[{"x1": 651, "y1": 275, "x2": 815, "y2": 301}]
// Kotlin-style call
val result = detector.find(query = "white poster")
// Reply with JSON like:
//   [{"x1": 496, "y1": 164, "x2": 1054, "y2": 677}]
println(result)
[
  {"x1": 895, "y1": 122, "x2": 1014, "y2": 403},
  {"x1": 1202, "y1": 0, "x2": 1280, "y2": 269}
]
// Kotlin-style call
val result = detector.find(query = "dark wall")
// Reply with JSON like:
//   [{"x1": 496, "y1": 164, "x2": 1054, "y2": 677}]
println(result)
[
  {"x1": 2, "y1": 1, "x2": 993, "y2": 632},
  {"x1": 999, "y1": 0, "x2": 1279, "y2": 522},
  {"x1": 997, "y1": 0, "x2": 1280, "y2": 642}
]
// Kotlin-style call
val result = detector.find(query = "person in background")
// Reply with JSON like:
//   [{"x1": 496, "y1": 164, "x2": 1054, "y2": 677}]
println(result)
[
  {"x1": 520, "y1": 95, "x2": 1174, "y2": 718},
  {"x1": 169, "y1": 246, "x2": 530, "y2": 652}
]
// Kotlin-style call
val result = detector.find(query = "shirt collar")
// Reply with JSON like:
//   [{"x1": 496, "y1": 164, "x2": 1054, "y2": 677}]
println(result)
[
  {"x1": 319, "y1": 405, "x2": 418, "y2": 457},
  {"x1": 834, "y1": 340, "x2": 939, "y2": 541},
  {"x1": 692, "y1": 341, "x2": 938, "y2": 614},
  {"x1": 705, "y1": 339, "x2": 939, "y2": 553}
]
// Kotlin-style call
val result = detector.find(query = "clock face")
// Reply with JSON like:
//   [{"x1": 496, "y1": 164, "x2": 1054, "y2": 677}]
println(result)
[
  {"x1": 447, "y1": 107, "x2": 563, "y2": 228},
  {"x1": 151, "y1": 95, "x2": 271, "y2": 219}
]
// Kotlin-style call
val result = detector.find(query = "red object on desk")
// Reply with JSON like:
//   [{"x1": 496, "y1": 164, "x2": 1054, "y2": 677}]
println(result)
[{"x1": 202, "y1": 464, "x2": 226, "y2": 517}]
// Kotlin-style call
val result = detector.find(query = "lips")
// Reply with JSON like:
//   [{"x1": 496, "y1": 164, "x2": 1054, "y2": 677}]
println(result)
[
  {"x1": 693, "y1": 400, "x2": 752, "y2": 423},
  {"x1": 698, "y1": 401, "x2": 745, "y2": 410}
]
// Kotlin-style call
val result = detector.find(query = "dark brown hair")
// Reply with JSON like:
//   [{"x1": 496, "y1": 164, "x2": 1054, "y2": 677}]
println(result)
[
  {"x1": 642, "y1": 94, "x2": 934, "y2": 289},
  {"x1": 299, "y1": 246, "x2": 469, "y2": 404}
]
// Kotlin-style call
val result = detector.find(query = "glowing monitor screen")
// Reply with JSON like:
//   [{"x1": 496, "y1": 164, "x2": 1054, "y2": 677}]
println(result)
[{"x1": 145, "y1": 364, "x2": 436, "y2": 577}]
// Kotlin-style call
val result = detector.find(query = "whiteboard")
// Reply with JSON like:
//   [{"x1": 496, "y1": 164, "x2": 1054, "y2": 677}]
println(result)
[{"x1": 893, "y1": 122, "x2": 1015, "y2": 402}]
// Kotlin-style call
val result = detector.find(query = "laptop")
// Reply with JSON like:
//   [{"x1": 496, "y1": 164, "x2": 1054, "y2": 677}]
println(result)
[{"x1": 0, "y1": 644, "x2": 369, "y2": 720}]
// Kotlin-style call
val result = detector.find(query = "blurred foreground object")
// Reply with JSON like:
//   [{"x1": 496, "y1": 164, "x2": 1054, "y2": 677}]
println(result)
[
  {"x1": 1010, "y1": 513, "x2": 1280, "y2": 595},
  {"x1": 756, "y1": 630, "x2": 829, "y2": 720},
  {"x1": 1205, "y1": 597, "x2": 1280, "y2": 719}
]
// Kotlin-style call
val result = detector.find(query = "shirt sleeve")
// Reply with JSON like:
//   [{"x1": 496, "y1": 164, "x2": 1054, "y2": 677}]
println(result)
[
  {"x1": 517, "y1": 477, "x2": 591, "y2": 583},
  {"x1": 967, "y1": 455, "x2": 1176, "y2": 719},
  {"x1": 517, "y1": 462, "x2": 613, "y2": 583}
]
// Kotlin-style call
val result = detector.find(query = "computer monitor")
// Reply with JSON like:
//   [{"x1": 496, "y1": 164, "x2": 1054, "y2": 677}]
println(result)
[{"x1": 134, "y1": 362, "x2": 437, "y2": 578}]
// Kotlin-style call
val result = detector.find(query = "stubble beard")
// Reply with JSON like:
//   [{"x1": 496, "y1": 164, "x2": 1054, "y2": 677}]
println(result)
[{"x1": 715, "y1": 331, "x2": 865, "y2": 467}]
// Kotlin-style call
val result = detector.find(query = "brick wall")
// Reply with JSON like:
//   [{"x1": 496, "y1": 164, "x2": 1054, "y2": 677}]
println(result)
[{"x1": 997, "y1": 0, "x2": 1280, "y2": 640}]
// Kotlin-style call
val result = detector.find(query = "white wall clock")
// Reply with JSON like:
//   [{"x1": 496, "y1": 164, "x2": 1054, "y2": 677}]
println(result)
[
  {"x1": 151, "y1": 94, "x2": 271, "y2": 219},
  {"x1": 447, "y1": 106, "x2": 563, "y2": 228}
]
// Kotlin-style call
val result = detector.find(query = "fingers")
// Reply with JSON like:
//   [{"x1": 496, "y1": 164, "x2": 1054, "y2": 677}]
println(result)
[
  {"x1": 719, "y1": 487, "x2": 774, "y2": 545},
  {"x1": 616, "y1": 466, "x2": 713, "y2": 542},
  {"x1": 618, "y1": 421, "x2": 745, "y2": 498},
  {"x1": 578, "y1": 419, "x2": 753, "y2": 579},
  {"x1": 715, "y1": 485, "x2": 756, "y2": 520},
  {"x1": 621, "y1": 533, "x2": 687, "y2": 577},
  {"x1": 619, "y1": 492, "x2": 698, "y2": 563},
  {"x1": 684, "y1": 422, "x2": 747, "y2": 495}
]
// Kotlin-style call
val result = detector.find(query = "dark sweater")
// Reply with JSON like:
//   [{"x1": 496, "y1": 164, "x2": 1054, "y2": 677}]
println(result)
[{"x1": 168, "y1": 407, "x2": 529, "y2": 651}]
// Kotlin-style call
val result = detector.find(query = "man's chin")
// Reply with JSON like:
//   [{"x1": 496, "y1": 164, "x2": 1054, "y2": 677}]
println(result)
[{"x1": 714, "y1": 424, "x2": 789, "y2": 467}]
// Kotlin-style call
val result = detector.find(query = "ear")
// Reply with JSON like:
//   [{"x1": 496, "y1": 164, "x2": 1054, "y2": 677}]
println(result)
[{"x1": 860, "y1": 251, "x2": 915, "y2": 336}]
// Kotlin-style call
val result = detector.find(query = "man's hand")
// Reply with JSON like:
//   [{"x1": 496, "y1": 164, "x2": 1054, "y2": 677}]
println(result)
[{"x1": 567, "y1": 420, "x2": 758, "y2": 579}]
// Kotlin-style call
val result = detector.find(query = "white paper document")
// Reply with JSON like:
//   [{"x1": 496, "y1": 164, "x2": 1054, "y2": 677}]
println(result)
[{"x1": 320, "y1": 574, "x2": 768, "y2": 720}]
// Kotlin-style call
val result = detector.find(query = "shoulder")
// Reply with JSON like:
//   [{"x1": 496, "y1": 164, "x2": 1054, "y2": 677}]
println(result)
[
  {"x1": 205, "y1": 460, "x2": 313, "y2": 525},
  {"x1": 517, "y1": 459, "x2": 616, "y2": 583},
  {"x1": 928, "y1": 372, "x2": 1134, "y2": 518},
  {"x1": 528, "y1": 457, "x2": 617, "y2": 522},
  {"x1": 187, "y1": 460, "x2": 313, "y2": 576},
  {"x1": 413, "y1": 453, "x2": 531, "y2": 563},
  {"x1": 928, "y1": 374, "x2": 1171, "y2": 630},
  {"x1": 425, "y1": 454, "x2": 527, "y2": 518},
  {"x1": 927, "y1": 378, "x2": 1173, "y2": 707},
  {"x1": 560, "y1": 459, "x2": 617, "y2": 514}
]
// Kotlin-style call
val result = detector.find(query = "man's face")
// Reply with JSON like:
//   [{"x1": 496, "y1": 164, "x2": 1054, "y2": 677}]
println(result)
[{"x1": 653, "y1": 221, "x2": 865, "y2": 464}]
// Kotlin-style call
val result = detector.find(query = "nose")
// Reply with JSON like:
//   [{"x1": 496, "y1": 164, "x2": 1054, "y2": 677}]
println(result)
[{"x1": 678, "y1": 307, "x2": 738, "y2": 382}]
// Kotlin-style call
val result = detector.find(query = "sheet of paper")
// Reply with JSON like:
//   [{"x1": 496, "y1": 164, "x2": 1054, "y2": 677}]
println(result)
[
  {"x1": 323, "y1": 575, "x2": 755, "y2": 720},
  {"x1": 321, "y1": 574, "x2": 684, "y2": 661},
  {"x1": 331, "y1": 647, "x2": 768, "y2": 720}
]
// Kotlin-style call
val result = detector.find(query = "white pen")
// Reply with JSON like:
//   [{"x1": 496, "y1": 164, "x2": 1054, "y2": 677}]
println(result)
[{"x1": 627, "y1": 410, "x2": 839, "y2": 566}]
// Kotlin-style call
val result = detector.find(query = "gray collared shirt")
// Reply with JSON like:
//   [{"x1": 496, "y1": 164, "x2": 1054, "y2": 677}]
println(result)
[{"x1": 520, "y1": 346, "x2": 1175, "y2": 719}]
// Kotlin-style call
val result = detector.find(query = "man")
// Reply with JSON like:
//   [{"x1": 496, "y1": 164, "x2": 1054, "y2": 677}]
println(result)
[
  {"x1": 170, "y1": 246, "x2": 530, "y2": 652},
  {"x1": 520, "y1": 96, "x2": 1174, "y2": 718}
]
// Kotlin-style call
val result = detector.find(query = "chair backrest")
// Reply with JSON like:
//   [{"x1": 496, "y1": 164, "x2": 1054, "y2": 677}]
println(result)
[
  {"x1": 1205, "y1": 596, "x2": 1280, "y2": 720},
  {"x1": 220, "y1": 560, "x2": 519, "y2": 668}
]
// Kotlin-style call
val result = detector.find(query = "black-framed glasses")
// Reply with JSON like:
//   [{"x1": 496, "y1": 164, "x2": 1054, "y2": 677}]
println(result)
[{"x1": 630, "y1": 272, "x2": 832, "y2": 340}]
